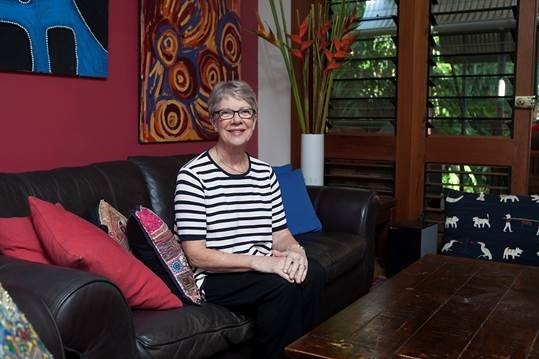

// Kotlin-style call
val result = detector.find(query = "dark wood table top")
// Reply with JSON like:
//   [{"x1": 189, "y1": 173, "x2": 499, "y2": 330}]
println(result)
[{"x1": 286, "y1": 254, "x2": 539, "y2": 358}]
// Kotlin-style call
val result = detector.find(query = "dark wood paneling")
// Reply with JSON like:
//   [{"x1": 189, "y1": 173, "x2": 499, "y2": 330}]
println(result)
[
  {"x1": 425, "y1": 136, "x2": 514, "y2": 165},
  {"x1": 325, "y1": 134, "x2": 395, "y2": 160}
]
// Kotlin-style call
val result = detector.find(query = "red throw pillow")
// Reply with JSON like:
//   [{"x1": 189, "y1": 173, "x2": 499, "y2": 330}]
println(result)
[
  {"x1": 28, "y1": 196, "x2": 182, "y2": 310},
  {"x1": 0, "y1": 216, "x2": 51, "y2": 264}
]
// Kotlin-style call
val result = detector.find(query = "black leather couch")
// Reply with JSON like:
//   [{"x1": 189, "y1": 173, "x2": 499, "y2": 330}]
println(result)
[{"x1": 0, "y1": 154, "x2": 380, "y2": 359}]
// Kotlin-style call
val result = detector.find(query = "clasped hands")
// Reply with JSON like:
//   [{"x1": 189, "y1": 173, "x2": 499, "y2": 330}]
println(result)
[{"x1": 272, "y1": 246, "x2": 308, "y2": 284}]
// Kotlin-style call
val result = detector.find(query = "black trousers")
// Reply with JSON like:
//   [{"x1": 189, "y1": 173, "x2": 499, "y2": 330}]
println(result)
[{"x1": 202, "y1": 258, "x2": 326, "y2": 359}]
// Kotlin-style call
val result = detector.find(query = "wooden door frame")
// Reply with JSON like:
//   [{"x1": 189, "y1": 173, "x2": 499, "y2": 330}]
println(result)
[{"x1": 512, "y1": 0, "x2": 538, "y2": 193}]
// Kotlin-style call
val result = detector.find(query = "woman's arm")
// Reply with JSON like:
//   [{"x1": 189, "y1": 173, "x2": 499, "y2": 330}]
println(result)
[{"x1": 182, "y1": 240, "x2": 293, "y2": 282}]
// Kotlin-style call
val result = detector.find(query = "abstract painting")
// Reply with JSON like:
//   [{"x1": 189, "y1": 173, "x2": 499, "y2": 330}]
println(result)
[
  {"x1": 0, "y1": 0, "x2": 108, "y2": 78},
  {"x1": 139, "y1": 0, "x2": 241, "y2": 143}
]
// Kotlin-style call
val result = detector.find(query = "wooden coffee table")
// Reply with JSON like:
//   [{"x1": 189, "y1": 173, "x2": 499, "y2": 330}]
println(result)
[{"x1": 286, "y1": 254, "x2": 539, "y2": 358}]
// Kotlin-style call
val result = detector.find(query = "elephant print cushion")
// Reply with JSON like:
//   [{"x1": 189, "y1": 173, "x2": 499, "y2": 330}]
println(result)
[{"x1": 442, "y1": 190, "x2": 539, "y2": 266}]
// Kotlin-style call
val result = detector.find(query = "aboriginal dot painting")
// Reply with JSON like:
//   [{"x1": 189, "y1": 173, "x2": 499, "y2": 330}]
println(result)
[{"x1": 139, "y1": 0, "x2": 241, "y2": 143}]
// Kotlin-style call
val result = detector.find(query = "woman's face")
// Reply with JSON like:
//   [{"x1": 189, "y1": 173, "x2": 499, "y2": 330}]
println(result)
[{"x1": 213, "y1": 96, "x2": 257, "y2": 149}]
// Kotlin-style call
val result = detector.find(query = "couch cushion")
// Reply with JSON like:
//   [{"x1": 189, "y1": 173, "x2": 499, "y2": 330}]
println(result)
[
  {"x1": 274, "y1": 168, "x2": 322, "y2": 236},
  {"x1": 133, "y1": 303, "x2": 253, "y2": 359},
  {"x1": 29, "y1": 196, "x2": 183, "y2": 310},
  {"x1": 0, "y1": 216, "x2": 51, "y2": 264},
  {"x1": 90, "y1": 199, "x2": 130, "y2": 251},
  {"x1": 442, "y1": 190, "x2": 539, "y2": 266},
  {"x1": 297, "y1": 231, "x2": 366, "y2": 282},
  {"x1": 127, "y1": 206, "x2": 202, "y2": 305}
]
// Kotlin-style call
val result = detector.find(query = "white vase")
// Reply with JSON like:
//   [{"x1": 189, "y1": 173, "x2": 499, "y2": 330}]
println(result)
[{"x1": 301, "y1": 133, "x2": 324, "y2": 186}]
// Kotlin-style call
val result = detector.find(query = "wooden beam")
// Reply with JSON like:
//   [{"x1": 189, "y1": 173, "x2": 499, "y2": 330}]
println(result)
[
  {"x1": 511, "y1": 0, "x2": 538, "y2": 194},
  {"x1": 425, "y1": 137, "x2": 514, "y2": 166},
  {"x1": 394, "y1": 0, "x2": 430, "y2": 221},
  {"x1": 325, "y1": 134, "x2": 395, "y2": 161}
]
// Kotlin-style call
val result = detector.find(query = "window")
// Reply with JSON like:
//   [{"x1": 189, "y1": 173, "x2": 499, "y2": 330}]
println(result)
[
  {"x1": 328, "y1": 0, "x2": 398, "y2": 134},
  {"x1": 427, "y1": 0, "x2": 517, "y2": 136}
]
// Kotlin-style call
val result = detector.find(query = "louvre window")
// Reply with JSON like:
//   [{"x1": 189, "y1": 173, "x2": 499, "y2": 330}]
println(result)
[
  {"x1": 328, "y1": 0, "x2": 398, "y2": 134},
  {"x1": 325, "y1": 159, "x2": 395, "y2": 196},
  {"x1": 427, "y1": 0, "x2": 517, "y2": 136}
]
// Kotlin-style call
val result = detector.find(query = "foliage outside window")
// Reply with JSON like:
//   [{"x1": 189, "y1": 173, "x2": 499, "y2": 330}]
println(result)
[{"x1": 329, "y1": 0, "x2": 397, "y2": 134}]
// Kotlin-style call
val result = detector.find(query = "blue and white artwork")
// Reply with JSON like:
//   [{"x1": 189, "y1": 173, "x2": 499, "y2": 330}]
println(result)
[{"x1": 0, "y1": 0, "x2": 108, "y2": 78}]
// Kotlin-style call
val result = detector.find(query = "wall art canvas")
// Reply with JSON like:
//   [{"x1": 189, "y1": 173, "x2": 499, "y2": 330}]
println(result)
[
  {"x1": 0, "y1": 0, "x2": 108, "y2": 78},
  {"x1": 139, "y1": 0, "x2": 241, "y2": 143}
]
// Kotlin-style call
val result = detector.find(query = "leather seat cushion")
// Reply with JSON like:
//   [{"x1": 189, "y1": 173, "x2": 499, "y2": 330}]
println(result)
[
  {"x1": 298, "y1": 232, "x2": 367, "y2": 282},
  {"x1": 133, "y1": 303, "x2": 253, "y2": 359}
]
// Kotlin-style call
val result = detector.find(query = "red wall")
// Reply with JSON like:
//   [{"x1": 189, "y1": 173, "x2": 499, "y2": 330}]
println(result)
[{"x1": 0, "y1": 1, "x2": 258, "y2": 173}]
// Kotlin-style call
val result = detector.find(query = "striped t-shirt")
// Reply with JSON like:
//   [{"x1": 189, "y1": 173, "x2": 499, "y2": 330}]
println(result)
[{"x1": 173, "y1": 151, "x2": 288, "y2": 287}]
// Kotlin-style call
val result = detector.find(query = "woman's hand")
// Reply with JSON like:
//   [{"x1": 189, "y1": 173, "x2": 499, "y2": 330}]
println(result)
[
  {"x1": 273, "y1": 247, "x2": 308, "y2": 284},
  {"x1": 250, "y1": 255, "x2": 294, "y2": 282}
]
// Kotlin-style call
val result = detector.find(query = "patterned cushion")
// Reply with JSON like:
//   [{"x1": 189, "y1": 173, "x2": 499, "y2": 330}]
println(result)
[
  {"x1": 127, "y1": 206, "x2": 203, "y2": 305},
  {"x1": 442, "y1": 190, "x2": 539, "y2": 266},
  {"x1": 93, "y1": 199, "x2": 129, "y2": 251},
  {"x1": 0, "y1": 283, "x2": 53, "y2": 358}
]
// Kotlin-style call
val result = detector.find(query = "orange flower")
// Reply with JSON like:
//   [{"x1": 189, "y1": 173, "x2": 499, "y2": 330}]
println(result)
[
  {"x1": 324, "y1": 61, "x2": 342, "y2": 74},
  {"x1": 255, "y1": 13, "x2": 279, "y2": 47},
  {"x1": 256, "y1": 0, "x2": 360, "y2": 134}
]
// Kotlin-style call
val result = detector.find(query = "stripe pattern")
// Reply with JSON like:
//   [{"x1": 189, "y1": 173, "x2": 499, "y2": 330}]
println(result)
[{"x1": 174, "y1": 151, "x2": 287, "y2": 287}]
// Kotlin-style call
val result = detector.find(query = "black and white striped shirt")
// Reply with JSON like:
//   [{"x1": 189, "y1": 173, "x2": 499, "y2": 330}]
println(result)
[{"x1": 174, "y1": 151, "x2": 287, "y2": 287}]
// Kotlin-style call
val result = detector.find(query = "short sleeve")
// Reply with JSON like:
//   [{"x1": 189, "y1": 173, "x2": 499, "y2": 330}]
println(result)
[
  {"x1": 269, "y1": 169, "x2": 287, "y2": 232},
  {"x1": 174, "y1": 168, "x2": 207, "y2": 240}
]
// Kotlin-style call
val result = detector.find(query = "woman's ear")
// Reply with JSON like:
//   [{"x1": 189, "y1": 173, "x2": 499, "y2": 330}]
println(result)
[{"x1": 210, "y1": 116, "x2": 218, "y2": 130}]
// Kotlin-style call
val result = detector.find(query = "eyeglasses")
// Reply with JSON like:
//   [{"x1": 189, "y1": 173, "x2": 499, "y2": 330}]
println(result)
[{"x1": 213, "y1": 108, "x2": 256, "y2": 121}]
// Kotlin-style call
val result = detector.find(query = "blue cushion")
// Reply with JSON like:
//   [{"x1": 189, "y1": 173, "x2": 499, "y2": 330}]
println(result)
[
  {"x1": 272, "y1": 164, "x2": 293, "y2": 175},
  {"x1": 442, "y1": 190, "x2": 539, "y2": 266},
  {"x1": 274, "y1": 168, "x2": 322, "y2": 236}
]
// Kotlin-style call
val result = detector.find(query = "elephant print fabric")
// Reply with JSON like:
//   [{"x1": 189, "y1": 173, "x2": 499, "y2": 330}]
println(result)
[
  {"x1": 139, "y1": 0, "x2": 242, "y2": 143},
  {"x1": 442, "y1": 190, "x2": 539, "y2": 266},
  {"x1": 0, "y1": 0, "x2": 108, "y2": 78}
]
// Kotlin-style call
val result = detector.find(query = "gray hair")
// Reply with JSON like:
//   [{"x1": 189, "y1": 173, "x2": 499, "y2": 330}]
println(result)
[{"x1": 207, "y1": 80, "x2": 258, "y2": 116}]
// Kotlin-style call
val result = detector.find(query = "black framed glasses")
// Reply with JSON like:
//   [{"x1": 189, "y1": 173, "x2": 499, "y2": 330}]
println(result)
[{"x1": 213, "y1": 108, "x2": 256, "y2": 121}]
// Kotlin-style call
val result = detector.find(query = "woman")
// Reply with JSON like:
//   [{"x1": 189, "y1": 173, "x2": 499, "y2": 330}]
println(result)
[{"x1": 174, "y1": 80, "x2": 325, "y2": 359}]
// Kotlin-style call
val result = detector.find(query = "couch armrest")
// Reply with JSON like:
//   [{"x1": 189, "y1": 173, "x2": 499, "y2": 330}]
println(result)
[
  {"x1": 0, "y1": 256, "x2": 138, "y2": 359},
  {"x1": 307, "y1": 186, "x2": 380, "y2": 237}
]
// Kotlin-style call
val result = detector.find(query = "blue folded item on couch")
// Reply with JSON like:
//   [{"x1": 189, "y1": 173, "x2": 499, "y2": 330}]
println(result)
[
  {"x1": 273, "y1": 165, "x2": 322, "y2": 236},
  {"x1": 442, "y1": 189, "x2": 539, "y2": 266}
]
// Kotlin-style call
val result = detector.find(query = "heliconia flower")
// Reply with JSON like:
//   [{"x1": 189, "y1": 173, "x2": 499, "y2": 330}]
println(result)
[
  {"x1": 323, "y1": 49, "x2": 334, "y2": 62},
  {"x1": 255, "y1": 0, "x2": 361, "y2": 133},
  {"x1": 300, "y1": 40, "x2": 313, "y2": 51},
  {"x1": 334, "y1": 49, "x2": 350, "y2": 61},
  {"x1": 324, "y1": 61, "x2": 342, "y2": 74},
  {"x1": 292, "y1": 49, "x2": 304, "y2": 59},
  {"x1": 316, "y1": 20, "x2": 331, "y2": 38},
  {"x1": 298, "y1": 16, "x2": 309, "y2": 38},
  {"x1": 256, "y1": 13, "x2": 280, "y2": 47},
  {"x1": 341, "y1": 34, "x2": 357, "y2": 48}
]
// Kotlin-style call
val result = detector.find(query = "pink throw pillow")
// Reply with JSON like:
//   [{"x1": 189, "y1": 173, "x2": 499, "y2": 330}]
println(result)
[
  {"x1": 28, "y1": 196, "x2": 182, "y2": 310},
  {"x1": 0, "y1": 216, "x2": 51, "y2": 264}
]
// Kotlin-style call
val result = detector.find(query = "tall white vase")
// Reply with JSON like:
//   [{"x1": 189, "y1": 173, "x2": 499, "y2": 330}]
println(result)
[{"x1": 301, "y1": 133, "x2": 324, "y2": 186}]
